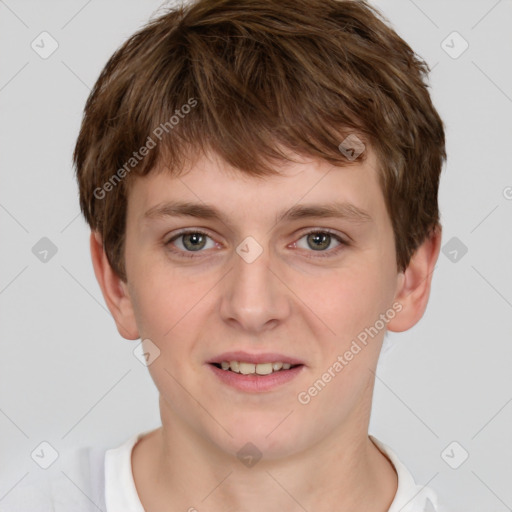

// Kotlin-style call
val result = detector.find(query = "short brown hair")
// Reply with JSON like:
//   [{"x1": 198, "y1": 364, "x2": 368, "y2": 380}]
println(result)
[{"x1": 73, "y1": 0, "x2": 446, "y2": 282}]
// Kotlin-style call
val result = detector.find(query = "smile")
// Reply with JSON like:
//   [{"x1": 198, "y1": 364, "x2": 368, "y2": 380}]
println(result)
[{"x1": 212, "y1": 361, "x2": 297, "y2": 375}]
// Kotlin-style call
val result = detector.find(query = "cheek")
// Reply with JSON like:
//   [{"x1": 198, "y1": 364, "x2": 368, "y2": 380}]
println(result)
[
  {"x1": 312, "y1": 263, "x2": 395, "y2": 382},
  {"x1": 300, "y1": 271, "x2": 387, "y2": 410},
  {"x1": 128, "y1": 259, "x2": 215, "y2": 346},
  {"x1": 319, "y1": 266, "x2": 385, "y2": 334}
]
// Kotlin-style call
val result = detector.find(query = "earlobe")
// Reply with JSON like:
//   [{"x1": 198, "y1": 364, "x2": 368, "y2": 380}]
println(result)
[
  {"x1": 387, "y1": 225, "x2": 442, "y2": 333},
  {"x1": 89, "y1": 231, "x2": 140, "y2": 340}
]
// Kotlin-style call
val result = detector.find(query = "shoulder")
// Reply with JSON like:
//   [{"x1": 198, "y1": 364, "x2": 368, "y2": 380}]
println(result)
[
  {"x1": 1, "y1": 445, "x2": 107, "y2": 512},
  {"x1": 370, "y1": 436, "x2": 449, "y2": 512}
]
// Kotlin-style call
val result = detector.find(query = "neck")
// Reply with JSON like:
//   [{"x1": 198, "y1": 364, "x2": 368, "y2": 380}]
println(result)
[{"x1": 132, "y1": 400, "x2": 398, "y2": 512}]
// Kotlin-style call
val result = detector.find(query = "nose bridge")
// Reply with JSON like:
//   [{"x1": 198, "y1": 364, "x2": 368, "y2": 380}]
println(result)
[{"x1": 219, "y1": 236, "x2": 290, "y2": 331}]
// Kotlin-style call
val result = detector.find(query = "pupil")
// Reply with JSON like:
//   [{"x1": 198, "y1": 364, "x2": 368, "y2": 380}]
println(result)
[
  {"x1": 309, "y1": 233, "x2": 329, "y2": 251},
  {"x1": 184, "y1": 233, "x2": 206, "y2": 251}
]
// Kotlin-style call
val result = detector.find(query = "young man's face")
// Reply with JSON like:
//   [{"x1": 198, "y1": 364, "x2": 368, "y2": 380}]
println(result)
[{"x1": 120, "y1": 146, "x2": 406, "y2": 457}]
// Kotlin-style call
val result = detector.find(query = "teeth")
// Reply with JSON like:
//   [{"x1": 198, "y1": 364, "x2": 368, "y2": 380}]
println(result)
[
  {"x1": 239, "y1": 362, "x2": 256, "y2": 375},
  {"x1": 218, "y1": 361, "x2": 295, "y2": 374},
  {"x1": 255, "y1": 363, "x2": 273, "y2": 375}
]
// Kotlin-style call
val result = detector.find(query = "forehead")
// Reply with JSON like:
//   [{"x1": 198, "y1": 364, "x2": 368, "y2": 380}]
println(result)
[{"x1": 128, "y1": 146, "x2": 386, "y2": 230}]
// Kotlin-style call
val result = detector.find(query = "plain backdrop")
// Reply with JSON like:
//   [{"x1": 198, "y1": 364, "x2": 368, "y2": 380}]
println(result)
[{"x1": 0, "y1": 1, "x2": 511, "y2": 511}]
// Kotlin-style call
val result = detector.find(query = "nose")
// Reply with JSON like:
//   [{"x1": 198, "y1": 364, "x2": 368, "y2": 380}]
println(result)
[{"x1": 219, "y1": 241, "x2": 291, "y2": 334}]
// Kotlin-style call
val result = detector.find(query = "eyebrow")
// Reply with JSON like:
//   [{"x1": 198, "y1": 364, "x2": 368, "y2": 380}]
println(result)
[{"x1": 142, "y1": 200, "x2": 373, "y2": 227}]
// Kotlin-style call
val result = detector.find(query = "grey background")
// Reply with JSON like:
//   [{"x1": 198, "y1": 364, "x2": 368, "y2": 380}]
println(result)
[{"x1": 0, "y1": 1, "x2": 511, "y2": 510}]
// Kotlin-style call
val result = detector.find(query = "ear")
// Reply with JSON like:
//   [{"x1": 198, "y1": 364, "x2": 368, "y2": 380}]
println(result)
[
  {"x1": 387, "y1": 224, "x2": 442, "y2": 333},
  {"x1": 89, "y1": 230, "x2": 139, "y2": 340}
]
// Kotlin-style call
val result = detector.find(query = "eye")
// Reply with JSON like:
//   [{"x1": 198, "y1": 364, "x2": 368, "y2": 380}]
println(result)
[
  {"x1": 165, "y1": 230, "x2": 217, "y2": 258},
  {"x1": 164, "y1": 228, "x2": 349, "y2": 260},
  {"x1": 294, "y1": 230, "x2": 348, "y2": 258}
]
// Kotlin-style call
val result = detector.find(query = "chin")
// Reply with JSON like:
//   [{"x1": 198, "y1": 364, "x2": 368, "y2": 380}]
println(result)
[{"x1": 209, "y1": 414, "x2": 309, "y2": 461}]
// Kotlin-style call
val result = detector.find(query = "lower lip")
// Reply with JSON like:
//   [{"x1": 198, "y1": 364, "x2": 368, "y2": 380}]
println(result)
[{"x1": 208, "y1": 364, "x2": 304, "y2": 392}]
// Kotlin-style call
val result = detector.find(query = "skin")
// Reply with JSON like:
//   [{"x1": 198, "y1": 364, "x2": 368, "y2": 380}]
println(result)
[{"x1": 91, "y1": 145, "x2": 441, "y2": 512}]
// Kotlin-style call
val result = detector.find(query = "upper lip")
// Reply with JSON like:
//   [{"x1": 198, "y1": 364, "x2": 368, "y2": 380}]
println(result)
[{"x1": 208, "y1": 351, "x2": 305, "y2": 366}]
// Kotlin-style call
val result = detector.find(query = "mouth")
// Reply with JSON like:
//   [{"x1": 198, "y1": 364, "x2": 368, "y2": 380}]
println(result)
[
  {"x1": 207, "y1": 352, "x2": 305, "y2": 392},
  {"x1": 210, "y1": 360, "x2": 302, "y2": 375}
]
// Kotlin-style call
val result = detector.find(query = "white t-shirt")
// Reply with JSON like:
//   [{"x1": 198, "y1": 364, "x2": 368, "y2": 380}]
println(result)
[{"x1": 1, "y1": 431, "x2": 446, "y2": 511}]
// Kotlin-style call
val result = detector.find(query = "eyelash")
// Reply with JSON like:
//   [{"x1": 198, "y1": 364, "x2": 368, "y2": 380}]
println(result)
[{"x1": 164, "y1": 229, "x2": 349, "y2": 260}]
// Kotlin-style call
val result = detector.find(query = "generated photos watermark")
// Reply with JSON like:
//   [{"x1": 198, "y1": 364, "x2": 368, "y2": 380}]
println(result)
[
  {"x1": 93, "y1": 97, "x2": 198, "y2": 200},
  {"x1": 297, "y1": 301, "x2": 403, "y2": 405}
]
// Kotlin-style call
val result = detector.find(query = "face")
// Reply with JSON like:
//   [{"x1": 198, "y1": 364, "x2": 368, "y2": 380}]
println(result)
[{"x1": 122, "y1": 147, "x2": 403, "y2": 458}]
